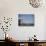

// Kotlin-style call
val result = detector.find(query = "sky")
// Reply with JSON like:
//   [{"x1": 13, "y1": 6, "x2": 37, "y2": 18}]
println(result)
[{"x1": 19, "y1": 14, "x2": 34, "y2": 24}]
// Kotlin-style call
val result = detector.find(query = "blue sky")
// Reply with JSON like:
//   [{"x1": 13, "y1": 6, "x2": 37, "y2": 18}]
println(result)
[{"x1": 19, "y1": 14, "x2": 34, "y2": 24}]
